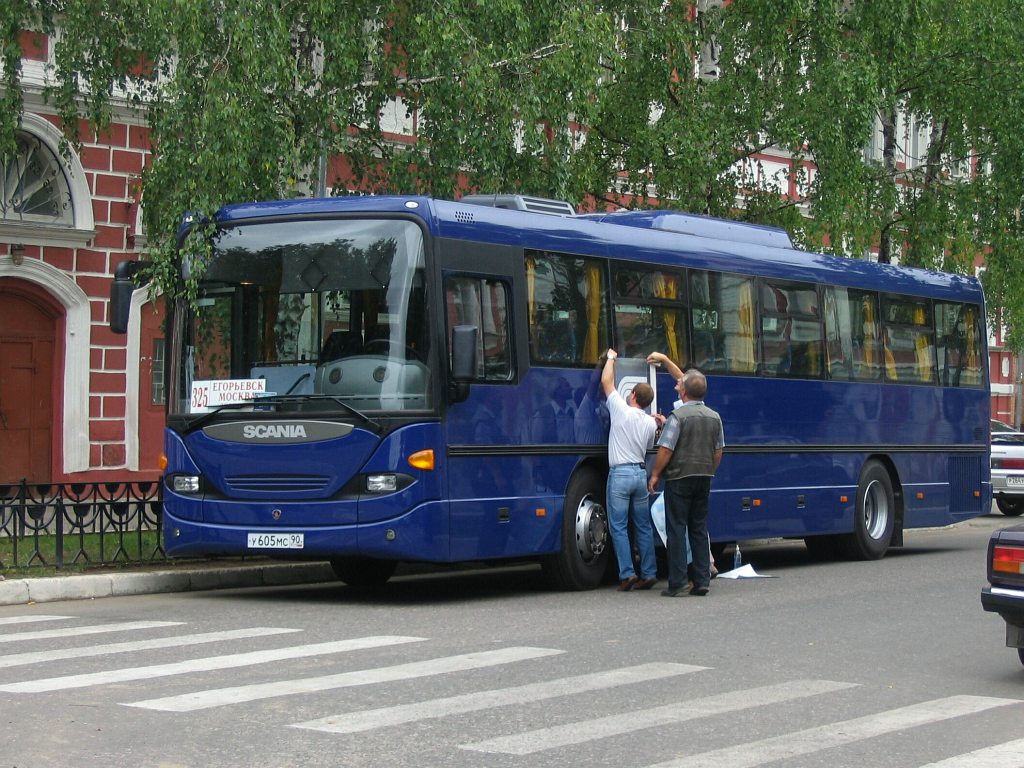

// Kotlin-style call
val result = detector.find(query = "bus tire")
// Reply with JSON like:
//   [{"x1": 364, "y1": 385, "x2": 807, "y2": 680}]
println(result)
[
  {"x1": 996, "y1": 498, "x2": 1024, "y2": 516},
  {"x1": 839, "y1": 460, "x2": 895, "y2": 560},
  {"x1": 330, "y1": 557, "x2": 397, "y2": 588},
  {"x1": 542, "y1": 465, "x2": 610, "y2": 590}
]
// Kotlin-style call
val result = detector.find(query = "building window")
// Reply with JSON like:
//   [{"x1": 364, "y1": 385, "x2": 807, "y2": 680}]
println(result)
[
  {"x1": 151, "y1": 339, "x2": 165, "y2": 405},
  {"x1": 0, "y1": 131, "x2": 73, "y2": 225}
]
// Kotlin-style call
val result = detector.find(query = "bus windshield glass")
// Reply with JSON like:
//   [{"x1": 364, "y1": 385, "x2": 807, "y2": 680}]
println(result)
[{"x1": 169, "y1": 217, "x2": 431, "y2": 417}]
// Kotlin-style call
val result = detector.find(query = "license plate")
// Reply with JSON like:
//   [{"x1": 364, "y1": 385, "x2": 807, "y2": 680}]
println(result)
[
  {"x1": 1006, "y1": 477, "x2": 1024, "y2": 487},
  {"x1": 247, "y1": 532, "x2": 304, "y2": 549}
]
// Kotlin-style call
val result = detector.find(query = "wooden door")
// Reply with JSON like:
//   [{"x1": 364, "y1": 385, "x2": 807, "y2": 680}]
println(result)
[{"x1": 0, "y1": 289, "x2": 56, "y2": 483}]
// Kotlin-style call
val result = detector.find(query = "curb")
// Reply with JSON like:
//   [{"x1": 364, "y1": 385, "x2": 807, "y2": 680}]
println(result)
[{"x1": 0, "y1": 562, "x2": 336, "y2": 606}]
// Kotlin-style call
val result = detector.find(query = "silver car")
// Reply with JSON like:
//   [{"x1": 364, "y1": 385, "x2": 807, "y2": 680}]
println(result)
[{"x1": 991, "y1": 420, "x2": 1024, "y2": 516}]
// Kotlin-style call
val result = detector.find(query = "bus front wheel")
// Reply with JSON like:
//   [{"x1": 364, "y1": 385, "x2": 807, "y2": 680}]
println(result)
[
  {"x1": 839, "y1": 460, "x2": 895, "y2": 560},
  {"x1": 542, "y1": 466, "x2": 610, "y2": 590},
  {"x1": 330, "y1": 557, "x2": 397, "y2": 588}
]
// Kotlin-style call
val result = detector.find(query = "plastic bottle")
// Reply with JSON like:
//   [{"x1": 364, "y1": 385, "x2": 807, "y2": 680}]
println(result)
[{"x1": 733, "y1": 543, "x2": 742, "y2": 571}]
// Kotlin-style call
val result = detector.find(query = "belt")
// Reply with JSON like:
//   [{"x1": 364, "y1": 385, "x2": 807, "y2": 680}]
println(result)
[{"x1": 612, "y1": 463, "x2": 646, "y2": 468}]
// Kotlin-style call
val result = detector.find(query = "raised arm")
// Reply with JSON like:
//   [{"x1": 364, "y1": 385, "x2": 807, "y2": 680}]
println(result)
[
  {"x1": 647, "y1": 351, "x2": 683, "y2": 381},
  {"x1": 601, "y1": 348, "x2": 618, "y2": 397}
]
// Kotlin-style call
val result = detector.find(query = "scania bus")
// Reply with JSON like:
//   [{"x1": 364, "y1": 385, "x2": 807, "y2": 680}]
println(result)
[{"x1": 112, "y1": 194, "x2": 990, "y2": 589}]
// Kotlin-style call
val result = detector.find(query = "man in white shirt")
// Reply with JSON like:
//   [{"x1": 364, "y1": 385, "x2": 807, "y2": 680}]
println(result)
[{"x1": 602, "y1": 348, "x2": 663, "y2": 591}]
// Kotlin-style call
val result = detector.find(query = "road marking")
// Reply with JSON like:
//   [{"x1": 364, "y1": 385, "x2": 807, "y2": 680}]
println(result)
[
  {"x1": 0, "y1": 620, "x2": 183, "y2": 643},
  {"x1": 918, "y1": 737, "x2": 1024, "y2": 767},
  {"x1": 641, "y1": 695, "x2": 1022, "y2": 768},
  {"x1": 0, "y1": 627, "x2": 303, "y2": 669},
  {"x1": 126, "y1": 646, "x2": 564, "y2": 712},
  {"x1": 0, "y1": 635, "x2": 425, "y2": 693},
  {"x1": 0, "y1": 615, "x2": 73, "y2": 626},
  {"x1": 461, "y1": 678, "x2": 858, "y2": 755},
  {"x1": 293, "y1": 662, "x2": 707, "y2": 734}
]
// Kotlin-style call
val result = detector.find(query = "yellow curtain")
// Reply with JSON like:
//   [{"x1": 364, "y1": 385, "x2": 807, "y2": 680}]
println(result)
[
  {"x1": 736, "y1": 281, "x2": 755, "y2": 372},
  {"x1": 964, "y1": 307, "x2": 980, "y2": 384},
  {"x1": 583, "y1": 263, "x2": 601, "y2": 363},
  {"x1": 862, "y1": 296, "x2": 876, "y2": 369},
  {"x1": 913, "y1": 306, "x2": 931, "y2": 381},
  {"x1": 884, "y1": 333, "x2": 897, "y2": 380},
  {"x1": 653, "y1": 272, "x2": 680, "y2": 363}
]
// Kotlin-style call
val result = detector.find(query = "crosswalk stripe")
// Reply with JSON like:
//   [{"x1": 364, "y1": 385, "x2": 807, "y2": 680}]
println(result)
[
  {"x1": 917, "y1": 737, "x2": 1024, "y2": 767},
  {"x1": 0, "y1": 627, "x2": 303, "y2": 669},
  {"x1": 292, "y1": 661, "x2": 708, "y2": 735},
  {"x1": 0, "y1": 620, "x2": 184, "y2": 643},
  {"x1": 0, "y1": 635, "x2": 425, "y2": 693},
  {"x1": 126, "y1": 646, "x2": 564, "y2": 712},
  {"x1": 461, "y1": 678, "x2": 858, "y2": 755},
  {"x1": 0, "y1": 615, "x2": 74, "y2": 626},
  {"x1": 642, "y1": 695, "x2": 1023, "y2": 768}
]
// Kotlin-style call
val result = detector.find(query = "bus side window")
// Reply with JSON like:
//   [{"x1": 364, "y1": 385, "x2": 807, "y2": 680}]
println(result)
[
  {"x1": 526, "y1": 250, "x2": 606, "y2": 367},
  {"x1": 935, "y1": 301, "x2": 984, "y2": 388},
  {"x1": 611, "y1": 264, "x2": 688, "y2": 367},
  {"x1": 849, "y1": 291, "x2": 882, "y2": 381},
  {"x1": 823, "y1": 287, "x2": 851, "y2": 380},
  {"x1": 690, "y1": 270, "x2": 744, "y2": 374},
  {"x1": 758, "y1": 280, "x2": 821, "y2": 379},
  {"x1": 882, "y1": 296, "x2": 935, "y2": 384}
]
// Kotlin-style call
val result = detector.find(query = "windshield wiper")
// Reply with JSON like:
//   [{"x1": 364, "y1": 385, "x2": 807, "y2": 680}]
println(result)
[
  {"x1": 182, "y1": 394, "x2": 380, "y2": 433},
  {"x1": 300, "y1": 395, "x2": 381, "y2": 431},
  {"x1": 182, "y1": 399, "x2": 271, "y2": 432}
]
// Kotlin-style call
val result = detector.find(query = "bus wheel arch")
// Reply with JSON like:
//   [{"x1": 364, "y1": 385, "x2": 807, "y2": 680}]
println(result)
[
  {"x1": 541, "y1": 461, "x2": 611, "y2": 590},
  {"x1": 840, "y1": 456, "x2": 900, "y2": 560}
]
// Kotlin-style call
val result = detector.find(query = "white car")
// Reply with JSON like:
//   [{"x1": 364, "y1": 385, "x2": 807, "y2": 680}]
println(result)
[{"x1": 991, "y1": 420, "x2": 1024, "y2": 516}]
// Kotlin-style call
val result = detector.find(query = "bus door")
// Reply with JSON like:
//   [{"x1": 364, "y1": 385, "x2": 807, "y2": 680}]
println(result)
[{"x1": 438, "y1": 240, "x2": 549, "y2": 559}]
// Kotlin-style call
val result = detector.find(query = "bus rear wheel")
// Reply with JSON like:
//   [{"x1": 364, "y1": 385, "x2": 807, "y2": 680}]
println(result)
[
  {"x1": 330, "y1": 557, "x2": 397, "y2": 588},
  {"x1": 838, "y1": 460, "x2": 895, "y2": 560},
  {"x1": 996, "y1": 498, "x2": 1024, "y2": 516},
  {"x1": 542, "y1": 465, "x2": 610, "y2": 590}
]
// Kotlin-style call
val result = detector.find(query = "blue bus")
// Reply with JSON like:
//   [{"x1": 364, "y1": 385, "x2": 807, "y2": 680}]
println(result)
[{"x1": 112, "y1": 194, "x2": 990, "y2": 589}]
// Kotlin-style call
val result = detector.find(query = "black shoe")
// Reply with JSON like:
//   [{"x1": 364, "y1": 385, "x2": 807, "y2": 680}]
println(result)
[
  {"x1": 661, "y1": 585, "x2": 690, "y2": 597},
  {"x1": 690, "y1": 585, "x2": 709, "y2": 596}
]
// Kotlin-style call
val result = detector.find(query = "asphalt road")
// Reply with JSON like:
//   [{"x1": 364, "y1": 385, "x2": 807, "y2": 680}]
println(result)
[{"x1": 1, "y1": 512, "x2": 1022, "y2": 768}]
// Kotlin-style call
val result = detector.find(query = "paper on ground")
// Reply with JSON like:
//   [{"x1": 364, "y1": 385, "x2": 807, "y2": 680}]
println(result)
[{"x1": 718, "y1": 563, "x2": 776, "y2": 579}]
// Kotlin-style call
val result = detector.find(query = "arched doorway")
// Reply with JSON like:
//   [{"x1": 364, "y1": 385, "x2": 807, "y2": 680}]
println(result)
[{"x1": 0, "y1": 282, "x2": 59, "y2": 482}]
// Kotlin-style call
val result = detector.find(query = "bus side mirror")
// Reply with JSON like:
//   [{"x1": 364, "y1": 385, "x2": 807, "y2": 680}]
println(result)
[
  {"x1": 449, "y1": 325, "x2": 478, "y2": 403},
  {"x1": 110, "y1": 260, "x2": 152, "y2": 334}
]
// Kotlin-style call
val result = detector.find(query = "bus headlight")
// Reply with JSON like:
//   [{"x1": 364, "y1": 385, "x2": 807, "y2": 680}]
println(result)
[
  {"x1": 366, "y1": 474, "x2": 398, "y2": 493},
  {"x1": 171, "y1": 475, "x2": 201, "y2": 494}
]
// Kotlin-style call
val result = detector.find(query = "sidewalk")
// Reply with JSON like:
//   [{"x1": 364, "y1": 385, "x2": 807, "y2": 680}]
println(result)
[{"x1": 0, "y1": 561, "x2": 336, "y2": 607}]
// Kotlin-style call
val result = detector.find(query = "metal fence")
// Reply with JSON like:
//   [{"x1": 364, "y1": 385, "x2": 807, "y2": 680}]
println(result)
[{"x1": 0, "y1": 480, "x2": 165, "y2": 571}]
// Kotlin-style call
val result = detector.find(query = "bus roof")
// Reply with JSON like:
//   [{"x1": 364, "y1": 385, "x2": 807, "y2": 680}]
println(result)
[{"x1": 210, "y1": 195, "x2": 985, "y2": 304}]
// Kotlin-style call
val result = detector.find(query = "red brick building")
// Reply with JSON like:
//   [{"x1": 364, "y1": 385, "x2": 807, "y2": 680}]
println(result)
[{"x1": 1, "y1": 31, "x2": 163, "y2": 484}]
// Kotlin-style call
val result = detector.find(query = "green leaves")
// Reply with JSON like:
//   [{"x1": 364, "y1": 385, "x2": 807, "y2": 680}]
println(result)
[{"x1": 3, "y1": 0, "x2": 1024, "y2": 345}]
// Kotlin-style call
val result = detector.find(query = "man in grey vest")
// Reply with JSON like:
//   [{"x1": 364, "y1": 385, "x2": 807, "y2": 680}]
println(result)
[{"x1": 647, "y1": 366, "x2": 724, "y2": 596}]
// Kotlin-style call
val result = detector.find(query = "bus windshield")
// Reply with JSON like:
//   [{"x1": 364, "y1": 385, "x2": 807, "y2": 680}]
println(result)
[{"x1": 169, "y1": 217, "x2": 431, "y2": 418}]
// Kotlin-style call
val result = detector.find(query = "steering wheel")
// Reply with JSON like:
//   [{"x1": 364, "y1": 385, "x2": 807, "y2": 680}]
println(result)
[{"x1": 363, "y1": 338, "x2": 421, "y2": 361}]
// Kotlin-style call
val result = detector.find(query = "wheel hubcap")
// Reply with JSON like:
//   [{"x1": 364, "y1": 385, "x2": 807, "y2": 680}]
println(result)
[
  {"x1": 862, "y1": 479, "x2": 889, "y2": 540},
  {"x1": 575, "y1": 496, "x2": 607, "y2": 563}
]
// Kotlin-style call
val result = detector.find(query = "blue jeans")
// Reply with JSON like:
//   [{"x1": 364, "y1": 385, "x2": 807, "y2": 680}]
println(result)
[
  {"x1": 664, "y1": 475, "x2": 712, "y2": 590},
  {"x1": 607, "y1": 464, "x2": 657, "y2": 581}
]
